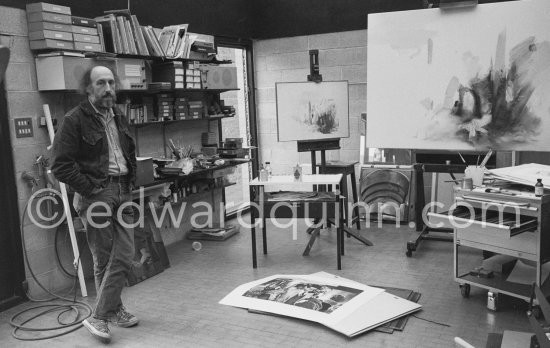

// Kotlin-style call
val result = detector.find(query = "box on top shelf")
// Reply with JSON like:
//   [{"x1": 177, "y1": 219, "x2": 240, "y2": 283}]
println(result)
[
  {"x1": 28, "y1": 21, "x2": 72, "y2": 33},
  {"x1": 71, "y1": 16, "x2": 97, "y2": 28},
  {"x1": 26, "y1": 2, "x2": 71, "y2": 15},
  {"x1": 28, "y1": 30, "x2": 73, "y2": 42},
  {"x1": 27, "y1": 11, "x2": 71, "y2": 24},
  {"x1": 30, "y1": 39, "x2": 74, "y2": 51},
  {"x1": 73, "y1": 33, "x2": 100, "y2": 44},
  {"x1": 71, "y1": 25, "x2": 98, "y2": 35}
]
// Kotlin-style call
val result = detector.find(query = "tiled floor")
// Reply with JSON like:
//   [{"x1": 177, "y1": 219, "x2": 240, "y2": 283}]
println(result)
[{"x1": 0, "y1": 218, "x2": 533, "y2": 347}]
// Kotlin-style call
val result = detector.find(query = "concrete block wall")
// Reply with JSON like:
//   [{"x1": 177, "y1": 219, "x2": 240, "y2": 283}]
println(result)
[
  {"x1": 253, "y1": 30, "x2": 367, "y2": 176},
  {"x1": 0, "y1": 5, "x2": 75, "y2": 299}
]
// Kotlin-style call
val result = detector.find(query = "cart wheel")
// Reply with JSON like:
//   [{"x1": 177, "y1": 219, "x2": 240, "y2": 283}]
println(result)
[
  {"x1": 460, "y1": 284, "x2": 470, "y2": 298},
  {"x1": 406, "y1": 250, "x2": 412, "y2": 257}
]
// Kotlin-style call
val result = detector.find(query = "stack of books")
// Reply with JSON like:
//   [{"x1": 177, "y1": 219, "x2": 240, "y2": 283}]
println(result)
[
  {"x1": 142, "y1": 96, "x2": 154, "y2": 123},
  {"x1": 152, "y1": 61, "x2": 184, "y2": 89},
  {"x1": 155, "y1": 93, "x2": 174, "y2": 120},
  {"x1": 95, "y1": 9, "x2": 163, "y2": 56}
]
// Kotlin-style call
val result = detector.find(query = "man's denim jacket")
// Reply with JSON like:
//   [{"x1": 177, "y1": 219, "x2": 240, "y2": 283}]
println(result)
[{"x1": 51, "y1": 100, "x2": 137, "y2": 196}]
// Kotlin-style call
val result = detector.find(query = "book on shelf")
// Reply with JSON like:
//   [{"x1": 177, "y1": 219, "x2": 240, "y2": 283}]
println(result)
[
  {"x1": 130, "y1": 15, "x2": 149, "y2": 56},
  {"x1": 95, "y1": 14, "x2": 120, "y2": 53},
  {"x1": 96, "y1": 23, "x2": 106, "y2": 52},
  {"x1": 123, "y1": 16, "x2": 138, "y2": 55},
  {"x1": 116, "y1": 16, "x2": 130, "y2": 54}
]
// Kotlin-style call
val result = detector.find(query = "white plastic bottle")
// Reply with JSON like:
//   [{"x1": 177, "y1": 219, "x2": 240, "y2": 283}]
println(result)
[
  {"x1": 259, "y1": 165, "x2": 268, "y2": 181},
  {"x1": 265, "y1": 162, "x2": 272, "y2": 178}
]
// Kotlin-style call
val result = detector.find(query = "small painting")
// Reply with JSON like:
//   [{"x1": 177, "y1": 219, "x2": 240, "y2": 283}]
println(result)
[{"x1": 276, "y1": 81, "x2": 350, "y2": 142}]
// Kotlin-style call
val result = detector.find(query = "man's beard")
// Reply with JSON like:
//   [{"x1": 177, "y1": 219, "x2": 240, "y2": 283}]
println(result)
[{"x1": 96, "y1": 92, "x2": 116, "y2": 109}]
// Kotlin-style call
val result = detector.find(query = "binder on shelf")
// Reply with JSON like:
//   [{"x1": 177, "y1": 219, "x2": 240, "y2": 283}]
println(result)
[
  {"x1": 123, "y1": 17, "x2": 138, "y2": 55},
  {"x1": 95, "y1": 14, "x2": 121, "y2": 53},
  {"x1": 130, "y1": 15, "x2": 149, "y2": 56},
  {"x1": 116, "y1": 16, "x2": 130, "y2": 54}
]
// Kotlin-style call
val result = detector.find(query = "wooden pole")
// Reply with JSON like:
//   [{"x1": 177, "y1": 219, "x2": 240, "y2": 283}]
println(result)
[{"x1": 43, "y1": 104, "x2": 87, "y2": 297}]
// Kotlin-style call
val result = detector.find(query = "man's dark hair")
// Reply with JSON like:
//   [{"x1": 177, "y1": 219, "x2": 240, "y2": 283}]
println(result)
[{"x1": 79, "y1": 65, "x2": 120, "y2": 95}]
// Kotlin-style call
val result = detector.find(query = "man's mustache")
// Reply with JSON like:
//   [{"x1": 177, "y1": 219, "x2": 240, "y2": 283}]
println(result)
[{"x1": 102, "y1": 92, "x2": 115, "y2": 98}]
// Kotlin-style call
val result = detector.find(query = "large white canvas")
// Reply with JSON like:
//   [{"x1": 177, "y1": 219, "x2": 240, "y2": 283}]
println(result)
[
  {"x1": 366, "y1": 0, "x2": 550, "y2": 151},
  {"x1": 276, "y1": 81, "x2": 350, "y2": 142}
]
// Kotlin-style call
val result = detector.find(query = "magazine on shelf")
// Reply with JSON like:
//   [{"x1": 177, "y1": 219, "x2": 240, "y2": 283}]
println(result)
[
  {"x1": 158, "y1": 24, "x2": 188, "y2": 59},
  {"x1": 219, "y1": 272, "x2": 422, "y2": 337}
]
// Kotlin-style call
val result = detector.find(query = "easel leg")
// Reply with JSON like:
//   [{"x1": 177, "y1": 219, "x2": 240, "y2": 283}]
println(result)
[{"x1": 351, "y1": 169, "x2": 361, "y2": 230}]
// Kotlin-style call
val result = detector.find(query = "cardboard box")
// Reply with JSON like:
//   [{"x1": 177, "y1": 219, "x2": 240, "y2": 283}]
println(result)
[
  {"x1": 135, "y1": 157, "x2": 154, "y2": 187},
  {"x1": 30, "y1": 39, "x2": 74, "y2": 51},
  {"x1": 28, "y1": 21, "x2": 72, "y2": 33},
  {"x1": 26, "y1": 2, "x2": 71, "y2": 15},
  {"x1": 71, "y1": 25, "x2": 98, "y2": 35},
  {"x1": 73, "y1": 33, "x2": 100, "y2": 44},
  {"x1": 27, "y1": 11, "x2": 72, "y2": 24},
  {"x1": 74, "y1": 41, "x2": 102, "y2": 52},
  {"x1": 28, "y1": 30, "x2": 73, "y2": 41}
]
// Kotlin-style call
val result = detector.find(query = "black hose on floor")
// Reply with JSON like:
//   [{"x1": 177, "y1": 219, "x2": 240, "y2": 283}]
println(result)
[{"x1": 9, "y1": 193, "x2": 93, "y2": 341}]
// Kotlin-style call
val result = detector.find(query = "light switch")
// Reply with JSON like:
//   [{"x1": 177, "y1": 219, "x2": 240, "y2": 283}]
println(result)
[{"x1": 15, "y1": 117, "x2": 33, "y2": 138}]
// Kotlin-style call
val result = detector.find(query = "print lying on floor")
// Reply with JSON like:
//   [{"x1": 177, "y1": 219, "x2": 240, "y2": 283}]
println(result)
[
  {"x1": 219, "y1": 273, "x2": 421, "y2": 337},
  {"x1": 243, "y1": 277, "x2": 361, "y2": 314},
  {"x1": 366, "y1": 0, "x2": 550, "y2": 151}
]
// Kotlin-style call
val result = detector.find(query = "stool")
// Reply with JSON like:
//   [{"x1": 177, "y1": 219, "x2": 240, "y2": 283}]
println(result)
[{"x1": 317, "y1": 161, "x2": 361, "y2": 230}]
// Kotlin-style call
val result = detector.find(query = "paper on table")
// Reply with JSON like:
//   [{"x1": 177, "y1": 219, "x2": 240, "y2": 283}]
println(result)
[
  {"x1": 489, "y1": 163, "x2": 550, "y2": 189},
  {"x1": 506, "y1": 259, "x2": 550, "y2": 285}
]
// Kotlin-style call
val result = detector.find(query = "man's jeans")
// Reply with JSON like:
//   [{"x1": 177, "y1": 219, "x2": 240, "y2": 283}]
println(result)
[{"x1": 78, "y1": 178, "x2": 134, "y2": 320}]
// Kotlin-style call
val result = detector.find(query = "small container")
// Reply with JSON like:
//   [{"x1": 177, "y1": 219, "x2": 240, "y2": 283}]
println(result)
[
  {"x1": 293, "y1": 163, "x2": 302, "y2": 181},
  {"x1": 259, "y1": 165, "x2": 268, "y2": 181},
  {"x1": 535, "y1": 178, "x2": 544, "y2": 197},
  {"x1": 462, "y1": 178, "x2": 473, "y2": 190},
  {"x1": 265, "y1": 162, "x2": 272, "y2": 178}
]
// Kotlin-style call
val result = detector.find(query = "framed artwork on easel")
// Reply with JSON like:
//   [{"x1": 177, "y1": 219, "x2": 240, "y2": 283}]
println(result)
[{"x1": 275, "y1": 81, "x2": 350, "y2": 142}]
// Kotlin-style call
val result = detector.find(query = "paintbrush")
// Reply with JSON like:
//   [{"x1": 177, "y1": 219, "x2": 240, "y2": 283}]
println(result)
[
  {"x1": 458, "y1": 152, "x2": 467, "y2": 165},
  {"x1": 480, "y1": 149, "x2": 493, "y2": 168}
]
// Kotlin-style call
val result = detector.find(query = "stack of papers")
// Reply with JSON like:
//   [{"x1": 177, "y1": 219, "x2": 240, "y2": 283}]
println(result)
[
  {"x1": 219, "y1": 272, "x2": 421, "y2": 337},
  {"x1": 488, "y1": 163, "x2": 550, "y2": 189}
]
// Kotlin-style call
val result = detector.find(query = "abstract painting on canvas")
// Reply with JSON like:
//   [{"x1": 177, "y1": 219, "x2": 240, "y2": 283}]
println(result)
[{"x1": 366, "y1": 0, "x2": 550, "y2": 151}]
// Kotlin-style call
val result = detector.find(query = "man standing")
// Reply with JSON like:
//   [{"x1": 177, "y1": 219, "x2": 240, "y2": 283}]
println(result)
[{"x1": 52, "y1": 65, "x2": 138, "y2": 343}]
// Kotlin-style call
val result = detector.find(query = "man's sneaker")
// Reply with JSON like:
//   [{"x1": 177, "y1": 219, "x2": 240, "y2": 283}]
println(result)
[
  {"x1": 110, "y1": 306, "x2": 139, "y2": 328},
  {"x1": 82, "y1": 317, "x2": 111, "y2": 343}
]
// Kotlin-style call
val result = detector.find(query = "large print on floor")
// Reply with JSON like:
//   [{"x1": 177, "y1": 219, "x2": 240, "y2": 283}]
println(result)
[
  {"x1": 219, "y1": 273, "x2": 422, "y2": 337},
  {"x1": 366, "y1": 0, "x2": 550, "y2": 151}
]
